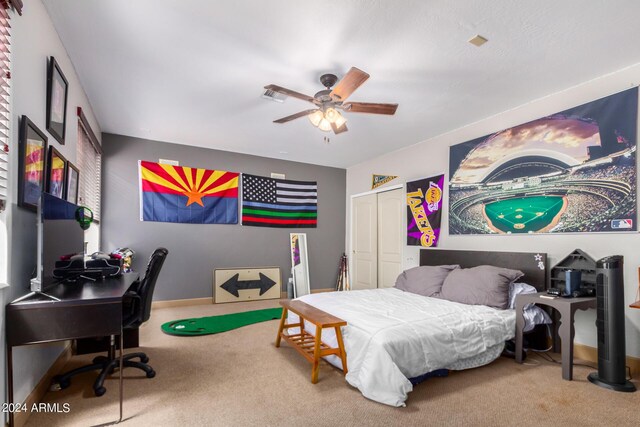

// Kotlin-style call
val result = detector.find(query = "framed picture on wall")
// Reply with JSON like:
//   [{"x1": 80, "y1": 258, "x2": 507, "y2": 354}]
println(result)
[
  {"x1": 18, "y1": 116, "x2": 48, "y2": 211},
  {"x1": 65, "y1": 161, "x2": 79, "y2": 204},
  {"x1": 46, "y1": 57, "x2": 69, "y2": 145},
  {"x1": 46, "y1": 146, "x2": 67, "y2": 199}
]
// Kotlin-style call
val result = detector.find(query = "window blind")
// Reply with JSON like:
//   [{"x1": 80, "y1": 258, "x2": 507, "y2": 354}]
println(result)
[
  {"x1": 76, "y1": 109, "x2": 102, "y2": 222},
  {"x1": 4, "y1": 1, "x2": 22, "y2": 16},
  {"x1": 0, "y1": 4, "x2": 11, "y2": 212}
]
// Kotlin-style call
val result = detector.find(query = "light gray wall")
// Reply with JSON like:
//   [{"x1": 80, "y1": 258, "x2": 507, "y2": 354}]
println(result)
[{"x1": 101, "y1": 133, "x2": 346, "y2": 301}]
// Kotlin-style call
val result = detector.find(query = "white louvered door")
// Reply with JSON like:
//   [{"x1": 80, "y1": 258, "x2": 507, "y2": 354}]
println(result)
[
  {"x1": 351, "y1": 188, "x2": 403, "y2": 290},
  {"x1": 351, "y1": 193, "x2": 378, "y2": 290},
  {"x1": 377, "y1": 188, "x2": 403, "y2": 288}
]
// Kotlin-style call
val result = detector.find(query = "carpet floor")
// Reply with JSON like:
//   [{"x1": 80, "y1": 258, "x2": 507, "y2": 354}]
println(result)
[{"x1": 25, "y1": 299, "x2": 638, "y2": 427}]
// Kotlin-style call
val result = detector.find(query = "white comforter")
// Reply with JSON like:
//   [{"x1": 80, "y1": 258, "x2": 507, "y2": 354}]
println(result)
[{"x1": 291, "y1": 288, "x2": 516, "y2": 407}]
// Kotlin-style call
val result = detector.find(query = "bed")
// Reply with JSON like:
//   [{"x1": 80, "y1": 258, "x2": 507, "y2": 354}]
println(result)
[{"x1": 286, "y1": 249, "x2": 548, "y2": 407}]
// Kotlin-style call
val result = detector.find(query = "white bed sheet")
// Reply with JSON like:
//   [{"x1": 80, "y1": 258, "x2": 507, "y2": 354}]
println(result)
[{"x1": 288, "y1": 288, "x2": 516, "y2": 407}]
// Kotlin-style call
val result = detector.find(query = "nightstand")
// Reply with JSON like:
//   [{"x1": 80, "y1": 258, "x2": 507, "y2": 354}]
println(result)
[{"x1": 515, "y1": 292, "x2": 596, "y2": 380}]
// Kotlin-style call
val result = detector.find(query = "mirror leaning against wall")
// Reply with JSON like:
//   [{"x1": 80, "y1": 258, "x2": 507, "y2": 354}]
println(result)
[{"x1": 290, "y1": 233, "x2": 310, "y2": 298}]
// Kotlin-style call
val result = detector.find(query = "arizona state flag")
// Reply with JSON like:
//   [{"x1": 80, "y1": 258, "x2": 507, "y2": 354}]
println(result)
[{"x1": 139, "y1": 160, "x2": 239, "y2": 224}]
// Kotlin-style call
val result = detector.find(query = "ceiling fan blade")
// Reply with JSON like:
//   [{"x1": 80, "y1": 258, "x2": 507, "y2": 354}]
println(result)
[
  {"x1": 273, "y1": 109, "x2": 318, "y2": 124},
  {"x1": 330, "y1": 67, "x2": 370, "y2": 102},
  {"x1": 344, "y1": 102, "x2": 398, "y2": 115},
  {"x1": 264, "y1": 84, "x2": 316, "y2": 103},
  {"x1": 331, "y1": 122, "x2": 348, "y2": 135}
]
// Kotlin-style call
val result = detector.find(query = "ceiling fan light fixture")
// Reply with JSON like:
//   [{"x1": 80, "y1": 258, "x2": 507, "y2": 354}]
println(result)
[
  {"x1": 333, "y1": 112, "x2": 347, "y2": 128},
  {"x1": 325, "y1": 107, "x2": 347, "y2": 128},
  {"x1": 308, "y1": 110, "x2": 324, "y2": 127},
  {"x1": 324, "y1": 107, "x2": 339, "y2": 121},
  {"x1": 267, "y1": 66, "x2": 396, "y2": 136},
  {"x1": 309, "y1": 108, "x2": 345, "y2": 132},
  {"x1": 318, "y1": 117, "x2": 333, "y2": 132}
]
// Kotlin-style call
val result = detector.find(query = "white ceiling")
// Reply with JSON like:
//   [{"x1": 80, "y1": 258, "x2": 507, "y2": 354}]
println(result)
[{"x1": 43, "y1": 0, "x2": 640, "y2": 168}]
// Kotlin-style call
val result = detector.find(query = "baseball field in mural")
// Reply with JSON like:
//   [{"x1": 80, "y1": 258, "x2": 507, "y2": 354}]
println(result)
[{"x1": 449, "y1": 88, "x2": 637, "y2": 235}]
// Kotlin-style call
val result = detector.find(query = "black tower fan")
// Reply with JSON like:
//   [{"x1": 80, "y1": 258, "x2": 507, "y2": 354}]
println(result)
[{"x1": 587, "y1": 255, "x2": 636, "y2": 392}]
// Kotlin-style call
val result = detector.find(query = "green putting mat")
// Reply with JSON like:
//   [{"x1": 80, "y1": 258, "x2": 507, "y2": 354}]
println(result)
[{"x1": 161, "y1": 307, "x2": 283, "y2": 336}]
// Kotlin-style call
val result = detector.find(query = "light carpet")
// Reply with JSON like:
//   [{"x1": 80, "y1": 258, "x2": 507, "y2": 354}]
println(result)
[{"x1": 25, "y1": 299, "x2": 638, "y2": 427}]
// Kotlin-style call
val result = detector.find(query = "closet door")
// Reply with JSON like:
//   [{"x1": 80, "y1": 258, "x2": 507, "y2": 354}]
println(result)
[
  {"x1": 351, "y1": 193, "x2": 378, "y2": 290},
  {"x1": 377, "y1": 188, "x2": 403, "y2": 288}
]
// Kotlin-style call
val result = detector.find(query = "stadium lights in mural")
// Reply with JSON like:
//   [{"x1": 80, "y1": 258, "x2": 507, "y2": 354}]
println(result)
[{"x1": 448, "y1": 87, "x2": 637, "y2": 235}]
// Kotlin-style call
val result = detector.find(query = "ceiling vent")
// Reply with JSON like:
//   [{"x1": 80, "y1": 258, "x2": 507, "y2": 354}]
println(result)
[
  {"x1": 468, "y1": 34, "x2": 488, "y2": 47},
  {"x1": 261, "y1": 89, "x2": 286, "y2": 103}
]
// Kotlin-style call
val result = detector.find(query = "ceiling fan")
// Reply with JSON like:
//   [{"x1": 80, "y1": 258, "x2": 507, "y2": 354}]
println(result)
[{"x1": 264, "y1": 67, "x2": 398, "y2": 135}]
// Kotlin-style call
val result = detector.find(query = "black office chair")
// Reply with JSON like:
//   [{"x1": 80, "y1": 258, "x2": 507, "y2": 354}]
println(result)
[{"x1": 54, "y1": 248, "x2": 168, "y2": 396}]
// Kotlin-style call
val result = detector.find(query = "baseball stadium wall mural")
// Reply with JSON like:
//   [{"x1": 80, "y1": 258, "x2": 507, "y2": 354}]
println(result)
[{"x1": 449, "y1": 87, "x2": 637, "y2": 235}]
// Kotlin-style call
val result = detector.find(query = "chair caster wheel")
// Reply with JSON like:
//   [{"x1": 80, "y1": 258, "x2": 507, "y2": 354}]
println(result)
[
  {"x1": 140, "y1": 355, "x2": 149, "y2": 363},
  {"x1": 146, "y1": 369, "x2": 156, "y2": 379},
  {"x1": 94, "y1": 386, "x2": 106, "y2": 397}
]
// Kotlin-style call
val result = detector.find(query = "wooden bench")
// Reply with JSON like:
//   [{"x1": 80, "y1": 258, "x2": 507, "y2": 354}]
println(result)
[{"x1": 275, "y1": 300, "x2": 347, "y2": 384}]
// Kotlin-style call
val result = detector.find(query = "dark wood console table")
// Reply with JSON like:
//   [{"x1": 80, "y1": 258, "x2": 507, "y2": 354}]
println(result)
[
  {"x1": 515, "y1": 292, "x2": 596, "y2": 380},
  {"x1": 5, "y1": 273, "x2": 139, "y2": 427}
]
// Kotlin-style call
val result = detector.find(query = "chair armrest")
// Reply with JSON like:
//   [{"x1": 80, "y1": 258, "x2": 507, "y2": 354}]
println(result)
[
  {"x1": 129, "y1": 279, "x2": 142, "y2": 294},
  {"x1": 123, "y1": 290, "x2": 141, "y2": 303},
  {"x1": 123, "y1": 291, "x2": 142, "y2": 326}
]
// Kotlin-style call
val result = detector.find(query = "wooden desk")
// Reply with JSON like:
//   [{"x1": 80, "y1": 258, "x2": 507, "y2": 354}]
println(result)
[
  {"x1": 76, "y1": 329, "x2": 139, "y2": 355},
  {"x1": 5, "y1": 273, "x2": 139, "y2": 427},
  {"x1": 515, "y1": 292, "x2": 596, "y2": 380}
]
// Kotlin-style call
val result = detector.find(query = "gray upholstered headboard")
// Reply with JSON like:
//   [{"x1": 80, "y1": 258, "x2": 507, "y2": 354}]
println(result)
[{"x1": 419, "y1": 249, "x2": 548, "y2": 291}]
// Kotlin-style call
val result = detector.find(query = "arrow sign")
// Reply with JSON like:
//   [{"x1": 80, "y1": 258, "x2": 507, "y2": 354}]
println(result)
[{"x1": 221, "y1": 273, "x2": 277, "y2": 297}]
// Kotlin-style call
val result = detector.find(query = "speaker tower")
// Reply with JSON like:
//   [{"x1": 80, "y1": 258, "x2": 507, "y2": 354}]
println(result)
[{"x1": 588, "y1": 255, "x2": 636, "y2": 392}]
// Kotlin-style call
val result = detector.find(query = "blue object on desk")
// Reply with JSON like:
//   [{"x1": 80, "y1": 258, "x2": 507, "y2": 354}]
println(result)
[{"x1": 564, "y1": 270, "x2": 582, "y2": 295}]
